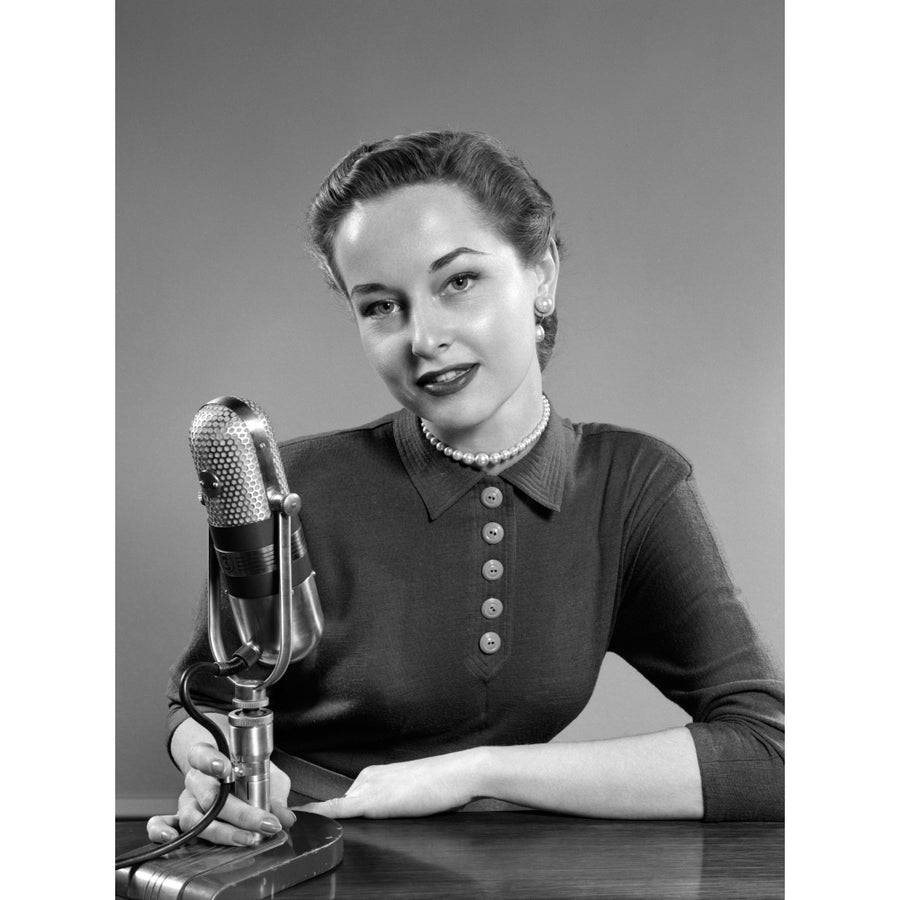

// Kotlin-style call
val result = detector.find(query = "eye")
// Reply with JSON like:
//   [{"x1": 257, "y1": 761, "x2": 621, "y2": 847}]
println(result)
[
  {"x1": 362, "y1": 299, "x2": 399, "y2": 319},
  {"x1": 444, "y1": 272, "x2": 479, "y2": 294}
]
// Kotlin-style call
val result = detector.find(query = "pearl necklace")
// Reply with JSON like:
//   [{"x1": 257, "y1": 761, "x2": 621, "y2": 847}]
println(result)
[{"x1": 420, "y1": 395, "x2": 551, "y2": 469}]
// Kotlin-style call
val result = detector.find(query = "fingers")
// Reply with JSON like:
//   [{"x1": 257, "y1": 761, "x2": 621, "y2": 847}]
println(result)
[
  {"x1": 187, "y1": 741, "x2": 232, "y2": 780},
  {"x1": 269, "y1": 764, "x2": 296, "y2": 830},
  {"x1": 188, "y1": 769, "x2": 286, "y2": 829},
  {"x1": 175, "y1": 785, "x2": 285, "y2": 847},
  {"x1": 146, "y1": 813, "x2": 180, "y2": 843},
  {"x1": 153, "y1": 748, "x2": 299, "y2": 847},
  {"x1": 176, "y1": 763, "x2": 290, "y2": 846},
  {"x1": 148, "y1": 793, "x2": 297, "y2": 848},
  {"x1": 270, "y1": 799, "x2": 298, "y2": 830},
  {"x1": 295, "y1": 767, "x2": 377, "y2": 819},
  {"x1": 296, "y1": 794, "x2": 368, "y2": 820},
  {"x1": 176, "y1": 788, "x2": 258, "y2": 847}
]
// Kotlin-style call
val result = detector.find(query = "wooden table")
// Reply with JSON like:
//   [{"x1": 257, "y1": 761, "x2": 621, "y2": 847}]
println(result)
[{"x1": 116, "y1": 811, "x2": 783, "y2": 899}]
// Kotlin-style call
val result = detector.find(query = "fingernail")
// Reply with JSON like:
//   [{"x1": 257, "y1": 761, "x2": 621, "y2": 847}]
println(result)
[
  {"x1": 210, "y1": 759, "x2": 225, "y2": 776},
  {"x1": 260, "y1": 817, "x2": 282, "y2": 834},
  {"x1": 160, "y1": 828, "x2": 177, "y2": 842},
  {"x1": 235, "y1": 832, "x2": 258, "y2": 845},
  {"x1": 286, "y1": 811, "x2": 297, "y2": 826}
]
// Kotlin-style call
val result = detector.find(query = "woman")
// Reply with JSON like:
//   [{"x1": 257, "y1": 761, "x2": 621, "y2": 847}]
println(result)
[{"x1": 149, "y1": 131, "x2": 784, "y2": 848}]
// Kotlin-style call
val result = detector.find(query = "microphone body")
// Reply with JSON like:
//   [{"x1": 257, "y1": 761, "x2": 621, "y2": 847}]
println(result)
[
  {"x1": 190, "y1": 397, "x2": 323, "y2": 669},
  {"x1": 188, "y1": 396, "x2": 323, "y2": 811}
]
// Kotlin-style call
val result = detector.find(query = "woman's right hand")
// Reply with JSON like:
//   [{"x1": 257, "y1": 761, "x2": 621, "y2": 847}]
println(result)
[{"x1": 146, "y1": 741, "x2": 295, "y2": 847}]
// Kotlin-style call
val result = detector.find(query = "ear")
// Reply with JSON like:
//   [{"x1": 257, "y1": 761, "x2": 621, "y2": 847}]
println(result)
[{"x1": 532, "y1": 240, "x2": 560, "y2": 307}]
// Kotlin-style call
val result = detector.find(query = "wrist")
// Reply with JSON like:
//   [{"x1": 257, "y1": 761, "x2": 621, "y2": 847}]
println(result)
[{"x1": 462, "y1": 745, "x2": 497, "y2": 800}]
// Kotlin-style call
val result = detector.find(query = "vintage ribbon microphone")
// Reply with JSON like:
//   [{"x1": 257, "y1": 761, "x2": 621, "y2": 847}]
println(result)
[
  {"x1": 115, "y1": 397, "x2": 343, "y2": 898},
  {"x1": 192, "y1": 396, "x2": 323, "y2": 807}
]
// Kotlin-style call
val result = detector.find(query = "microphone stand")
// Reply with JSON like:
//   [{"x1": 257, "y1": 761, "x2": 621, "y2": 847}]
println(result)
[
  {"x1": 209, "y1": 489, "x2": 301, "y2": 815},
  {"x1": 116, "y1": 449, "x2": 343, "y2": 898}
]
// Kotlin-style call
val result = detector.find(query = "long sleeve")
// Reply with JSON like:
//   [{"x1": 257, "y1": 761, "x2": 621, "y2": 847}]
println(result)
[{"x1": 609, "y1": 475, "x2": 784, "y2": 821}]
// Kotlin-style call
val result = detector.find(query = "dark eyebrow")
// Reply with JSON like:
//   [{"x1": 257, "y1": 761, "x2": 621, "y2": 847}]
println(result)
[
  {"x1": 429, "y1": 247, "x2": 486, "y2": 273},
  {"x1": 349, "y1": 247, "x2": 487, "y2": 299},
  {"x1": 348, "y1": 282, "x2": 389, "y2": 300}
]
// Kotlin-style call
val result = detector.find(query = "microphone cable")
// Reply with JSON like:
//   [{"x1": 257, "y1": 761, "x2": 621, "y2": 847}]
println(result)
[{"x1": 114, "y1": 650, "x2": 258, "y2": 870}]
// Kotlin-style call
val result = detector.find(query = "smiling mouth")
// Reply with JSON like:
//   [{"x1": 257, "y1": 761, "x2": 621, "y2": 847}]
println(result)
[{"x1": 416, "y1": 364, "x2": 478, "y2": 394}]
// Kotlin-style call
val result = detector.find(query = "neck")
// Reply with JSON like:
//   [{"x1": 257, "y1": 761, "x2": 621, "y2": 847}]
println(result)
[{"x1": 420, "y1": 393, "x2": 550, "y2": 473}]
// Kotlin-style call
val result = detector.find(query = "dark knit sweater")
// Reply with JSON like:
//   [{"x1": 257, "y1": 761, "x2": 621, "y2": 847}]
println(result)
[{"x1": 167, "y1": 404, "x2": 784, "y2": 821}]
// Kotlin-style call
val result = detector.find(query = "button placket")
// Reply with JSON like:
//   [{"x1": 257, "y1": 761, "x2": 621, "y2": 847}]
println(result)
[{"x1": 478, "y1": 482, "x2": 507, "y2": 658}]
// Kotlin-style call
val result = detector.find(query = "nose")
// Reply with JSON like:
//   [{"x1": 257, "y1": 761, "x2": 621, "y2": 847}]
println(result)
[{"x1": 409, "y1": 301, "x2": 451, "y2": 359}]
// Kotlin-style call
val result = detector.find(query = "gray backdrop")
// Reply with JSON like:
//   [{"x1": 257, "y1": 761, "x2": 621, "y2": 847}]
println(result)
[{"x1": 117, "y1": 0, "x2": 783, "y2": 815}]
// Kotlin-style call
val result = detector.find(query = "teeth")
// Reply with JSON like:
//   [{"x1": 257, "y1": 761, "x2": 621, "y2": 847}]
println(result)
[{"x1": 434, "y1": 368, "x2": 467, "y2": 383}]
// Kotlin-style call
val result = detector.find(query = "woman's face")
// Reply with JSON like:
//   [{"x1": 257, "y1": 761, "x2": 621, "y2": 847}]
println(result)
[{"x1": 332, "y1": 183, "x2": 558, "y2": 448}]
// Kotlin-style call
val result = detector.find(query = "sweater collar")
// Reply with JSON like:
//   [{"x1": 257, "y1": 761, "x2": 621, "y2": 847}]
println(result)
[{"x1": 393, "y1": 401, "x2": 568, "y2": 520}]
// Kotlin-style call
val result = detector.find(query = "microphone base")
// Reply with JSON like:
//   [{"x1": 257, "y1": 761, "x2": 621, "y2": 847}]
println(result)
[{"x1": 116, "y1": 813, "x2": 343, "y2": 899}]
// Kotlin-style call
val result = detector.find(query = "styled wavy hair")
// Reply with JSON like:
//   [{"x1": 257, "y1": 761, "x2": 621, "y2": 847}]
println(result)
[{"x1": 307, "y1": 131, "x2": 563, "y2": 370}]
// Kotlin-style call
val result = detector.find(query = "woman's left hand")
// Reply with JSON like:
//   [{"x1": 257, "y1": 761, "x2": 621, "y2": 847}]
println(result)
[{"x1": 296, "y1": 748, "x2": 485, "y2": 819}]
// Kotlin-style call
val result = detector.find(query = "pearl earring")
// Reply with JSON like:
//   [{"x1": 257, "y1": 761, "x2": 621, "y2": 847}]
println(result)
[{"x1": 534, "y1": 295, "x2": 553, "y2": 342}]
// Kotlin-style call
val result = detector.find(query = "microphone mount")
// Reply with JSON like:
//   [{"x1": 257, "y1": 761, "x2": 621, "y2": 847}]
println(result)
[{"x1": 206, "y1": 492, "x2": 301, "y2": 709}]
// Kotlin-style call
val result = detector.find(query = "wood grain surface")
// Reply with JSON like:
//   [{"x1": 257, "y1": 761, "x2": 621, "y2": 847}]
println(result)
[{"x1": 117, "y1": 810, "x2": 783, "y2": 898}]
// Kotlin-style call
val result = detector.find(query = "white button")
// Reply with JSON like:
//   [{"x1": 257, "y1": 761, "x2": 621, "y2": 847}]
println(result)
[
  {"x1": 482, "y1": 559, "x2": 504, "y2": 581},
  {"x1": 479, "y1": 632, "x2": 501, "y2": 654},
  {"x1": 482, "y1": 522, "x2": 504, "y2": 544},
  {"x1": 480, "y1": 487, "x2": 503, "y2": 509},
  {"x1": 481, "y1": 598, "x2": 503, "y2": 619}
]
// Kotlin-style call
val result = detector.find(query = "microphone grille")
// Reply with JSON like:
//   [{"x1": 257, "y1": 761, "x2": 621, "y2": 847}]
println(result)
[{"x1": 189, "y1": 398, "x2": 290, "y2": 527}]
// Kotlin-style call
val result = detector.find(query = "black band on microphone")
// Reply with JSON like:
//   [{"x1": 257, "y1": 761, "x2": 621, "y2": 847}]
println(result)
[
  {"x1": 209, "y1": 516, "x2": 308, "y2": 556},
  {"x1": 210, "y1": 517, "x2": 313, "y2": 599}
]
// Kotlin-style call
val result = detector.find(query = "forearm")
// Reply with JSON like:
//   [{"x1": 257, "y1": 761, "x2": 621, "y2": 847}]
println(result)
[
  {"x1": 169, "y1": 713, "x2": 230, "y2": 776},
  {"x1": 474, "y1": 727, "x2": 703, "y2": 819}
]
